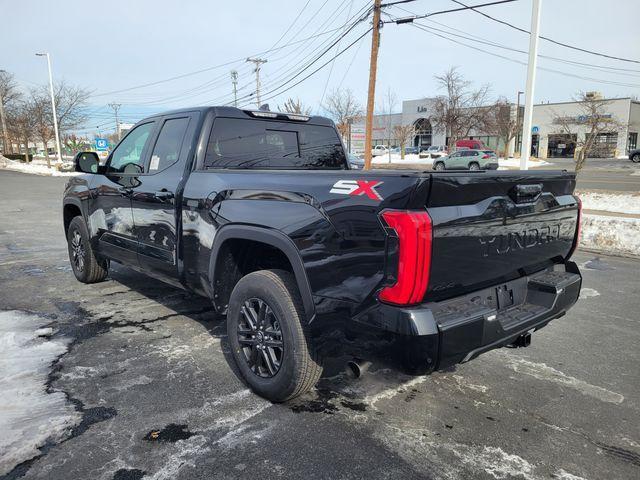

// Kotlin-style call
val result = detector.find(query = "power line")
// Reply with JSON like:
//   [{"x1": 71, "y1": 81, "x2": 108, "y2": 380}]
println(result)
[
  {"x1": 409, "y1": 22, "x2": 640, "y2": 88},
  {"x1": 89, "y1": 22, "x2": 359, "y2": 98},
  {"x1": 251, "y1": 27, "x2": 374, "y2": 108},
  {"x1": 227, "y1": 6, "x2": 373, "y2": 107},
  {"x1": 267, "y1": 0, "x2": 313, "y2": 51},
  {"x1": 388, "y1": 0, "x2": 517, "y2": 24},
  {"x1": 449, "y1": 0, "x2": 640, "y2": 64}
]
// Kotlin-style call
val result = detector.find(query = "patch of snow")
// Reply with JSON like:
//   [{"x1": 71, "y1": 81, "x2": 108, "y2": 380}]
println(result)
[
  {"x1": 553, "y1": 469, "x2": 587, "y2": 480},
  {"x1": 0, "y1": 155, "x2": 78, "y2": 177},
  {"x1": 0, "y1": 310, "x2": 80, "y2": 476},
  {"x1": 577, "y1": 191, "x2": 640, "y2": 215},
  {"x1": 579, "y1": 288, "x2": 600, "y2": 299},
  {"x1": 505, "y1": 357, "x2": 624, "y2": 404},
  {"x1": 498, "y1": 157, "x2": 550, "y2": 169},
  {"x1": 580, "y1": 214, "x2": 640, "y2": 257},
  {"x1": 371, "y1": 153, "x2": 433, "y2": 165},
  {"x1": 147, "y1": 435, "x2": 210, "y2": 480},
  {"x1": 450, "y1": 444, "x2": 536, "y2": 480}
]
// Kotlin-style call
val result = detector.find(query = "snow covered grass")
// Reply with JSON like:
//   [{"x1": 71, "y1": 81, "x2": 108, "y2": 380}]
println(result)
[
  {"x1": 371, "y1": 153, "x2": 433, "y2": 165},
  {"x1": 497, "y1": 157, "x2": 550, "y2": 169},
  {"x1": 580, "y1": 214, "x2": 640, "y2": 257},
  {"x1": 0, "y1": 155, "x2": 78, "y2": 177},
  {"x1": 0, "y1": 311, "x2": 80, "y2": 476},
  {"x1": 577, "y1": 190, "x2": 640, "y2": 215}
]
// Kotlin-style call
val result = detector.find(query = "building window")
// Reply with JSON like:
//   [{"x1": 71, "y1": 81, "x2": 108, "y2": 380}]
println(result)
[
  {"x1": 628, "y1": 132, "x2": 637, "y2": 151},
  {"x1": 413, "y1": 118, "x2": 432, "y2": 148},
  {"x1": 588, "y1": 132, "x2": 618, "y2": 158}
]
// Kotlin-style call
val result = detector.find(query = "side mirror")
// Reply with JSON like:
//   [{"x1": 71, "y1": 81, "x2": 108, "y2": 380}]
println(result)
[{"x1": 74, "y1": 151, "x2": 100, "y2": 174}]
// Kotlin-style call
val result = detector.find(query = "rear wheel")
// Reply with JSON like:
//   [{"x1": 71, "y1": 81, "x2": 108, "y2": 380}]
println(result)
[
  {"x1": 227, "y1": 269, "x2": 323, "y2": 402},
  {"x1": 67, "y1": 216, "x2": 109, "y2": 283},
  {"x1": 632, "y1": 153, "x2": 640, "y2": 163},
  {"x1": 434, "y1": 162, "x2": 445, "y2": 171},
  {"x1": 469, "y1": 162, "x2": 480, "y2": 171}
]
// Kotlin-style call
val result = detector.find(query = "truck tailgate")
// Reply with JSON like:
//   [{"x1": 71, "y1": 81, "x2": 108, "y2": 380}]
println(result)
[{"x1": 424, "y1": 171, "x2": 579, "y2": 301}]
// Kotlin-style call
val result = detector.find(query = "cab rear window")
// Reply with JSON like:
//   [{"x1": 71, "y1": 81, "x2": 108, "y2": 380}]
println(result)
[{"x1": 203, "y1": 118, "x2": 346, "y2": 169}]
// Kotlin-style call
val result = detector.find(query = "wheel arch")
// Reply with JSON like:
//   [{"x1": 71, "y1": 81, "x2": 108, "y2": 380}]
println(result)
[
  {"x1": 63, "y1": 198, "x2": 84, "y2": 235},
  {"x1": 209, "y1": 225, "x2": 315, "y2": 322}
]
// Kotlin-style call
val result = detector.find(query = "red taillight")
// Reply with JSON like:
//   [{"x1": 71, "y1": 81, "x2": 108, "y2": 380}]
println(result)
[
  {"x1": 482, "y1": 154, "x2": 490, "y2": 159},
  {"x1": 379, "y1": 210, "x2": 433, "y2": 306},
  {"x1": 566, "y1": 196, "x2": 582, "y2": 259}
]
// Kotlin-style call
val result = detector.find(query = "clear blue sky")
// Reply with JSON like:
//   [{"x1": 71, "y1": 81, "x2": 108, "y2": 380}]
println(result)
[{"x1": 2, "y1": 0, "x2": 639, "y2": 134}]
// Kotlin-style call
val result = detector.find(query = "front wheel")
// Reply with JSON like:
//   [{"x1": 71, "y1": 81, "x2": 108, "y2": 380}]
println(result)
[
  {"x1": 469, "y1": 162, "x2": 480, "y2": 171},
  {"x1": 632, "y1": 153, "x2": 640, "y2": 163},
  {"x1": 67, "y1": 216, "x2": 109, "y2": 283},
  {"x1": 227, "y1": 269, "x2": 323, "y2": 402},
  {"x1": 434, "y1": 162, "x2": 445, "y2": 171}
]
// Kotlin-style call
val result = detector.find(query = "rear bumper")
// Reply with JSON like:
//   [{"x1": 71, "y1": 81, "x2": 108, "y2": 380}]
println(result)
[
  {"x1": 483, "y1": 162, "x2": 499, "y2": 170},
  {"x1": 352, "y1": 262, "x2": 581, "y2": 370}
]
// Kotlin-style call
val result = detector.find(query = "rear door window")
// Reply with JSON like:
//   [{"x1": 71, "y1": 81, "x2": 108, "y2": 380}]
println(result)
[
  {"x1": 204, "y1": 118, "x2": 346, "y2": 169},
  {"x1": 148, "y1": 117, "x2": 190, "y2": 173}
]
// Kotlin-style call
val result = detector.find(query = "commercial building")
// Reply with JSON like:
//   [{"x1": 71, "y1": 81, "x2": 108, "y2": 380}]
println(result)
[{"x1": 350, "y1": 95, "x2": 639, "y2": 159}]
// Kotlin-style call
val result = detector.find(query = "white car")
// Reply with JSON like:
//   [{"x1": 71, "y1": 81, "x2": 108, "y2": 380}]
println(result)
[
  {"x1": 425, "y1": 145, "x2": 448, "y2": 158},
  {"x1": 371, "y1": 145, "x2": 388, "y2": 156}
]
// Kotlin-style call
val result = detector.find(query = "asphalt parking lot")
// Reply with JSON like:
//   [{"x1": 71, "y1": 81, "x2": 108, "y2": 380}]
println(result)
[{"x1": 1, "y1": 170, "x2": 639, "y2": 480}]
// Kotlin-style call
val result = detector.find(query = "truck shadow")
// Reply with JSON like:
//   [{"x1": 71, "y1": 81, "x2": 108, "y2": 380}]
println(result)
[{"x1": 101, "y1": 266, "x2": 438, "y2": 404}]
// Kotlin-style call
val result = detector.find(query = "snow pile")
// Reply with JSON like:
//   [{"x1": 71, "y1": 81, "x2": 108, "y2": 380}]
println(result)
[
  {"x1": 577, "y1": 190, "x2": 640, "y2": 215},
  {"x1": 581, "y1": 214, "x2": 640, "y2": 257},
  {"x1": 0, "y1": 310, "x2": 80, "y2": 476},
  {"x1": 0, "y1": 155, "x2": 78, "y2": 177},
  {"x1": 371, "y1": 153, "x2": 432, "y2": 165},
  {"x1": 497, "y1": 157, "x2": 550, "y2": 169}
]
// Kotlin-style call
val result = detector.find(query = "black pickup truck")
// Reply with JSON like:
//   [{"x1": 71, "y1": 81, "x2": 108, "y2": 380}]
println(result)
[{"x1": 63, "y1": 107, "x2": 582, "y2": 401}]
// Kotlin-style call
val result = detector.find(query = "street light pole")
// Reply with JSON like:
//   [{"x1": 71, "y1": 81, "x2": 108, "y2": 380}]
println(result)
[
  {"x1": 35, "y1": 53, "x2": 63, "y2": 166},
  {"x1": 519, "y1": 0, "x2": 542, "y2": 170}
]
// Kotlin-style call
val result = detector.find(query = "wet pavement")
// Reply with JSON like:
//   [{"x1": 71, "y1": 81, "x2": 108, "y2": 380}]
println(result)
[{"x1": 1, "y1": 170, "x2": 639, "y2": 480}]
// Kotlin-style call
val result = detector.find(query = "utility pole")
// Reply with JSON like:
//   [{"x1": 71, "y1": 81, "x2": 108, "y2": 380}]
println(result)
[
  {"x1": 246, "y1": 58, "x2": 267, "y2": 108},
  {"x1": 231, "y1": 70, "x2": 239, "y2": 107},
  {"x1": 364, "y1": 0, "x2": 383, "y2": 170},
  {"x1": 35, "y1": 53, "x2": 62, "y2": 166},
  {"x1": 520, "y1": 0, "x2": 542, "y2": 170},
  {"x1": 0, "y1": 70, "x2": 10, "y2": 154},
  {"x1": 108, "y1": 103, "x2": 121, "y2": 140}
]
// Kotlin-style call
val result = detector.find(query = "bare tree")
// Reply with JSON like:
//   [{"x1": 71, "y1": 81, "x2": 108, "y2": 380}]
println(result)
[
  {"x1": 429, "y1": 67, "x2": 490, "y2": 152},
  {"x1": 393, "y1": 124, "x2": 415, "y2": 159},
  {"x1": 322, "y1": 88, "x2": 363, "y2": 139},
  {"x1": 7, "y1": 101, "x2": 36, "y2": 160},
  {"x1": 377, "y1": 87, "x2": 397, "y2": 162},
  {"x1": 0, "y1": 70, "x2": 21, "y2": 154},
  {"x1": 278, "y1": 97, "x2": 311, "y2": 115},
  {"x1": 484, "y1": 97, "x2": 520, "y2": 158},
  {"x1": 552, "y1": 92, "x2": 624, "y2": 172},
  {"x1": 28, "y1": 81, "x2": 90, "y2": 167}
]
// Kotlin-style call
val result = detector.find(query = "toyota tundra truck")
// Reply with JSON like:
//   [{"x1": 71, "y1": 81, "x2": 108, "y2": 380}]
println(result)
[{"x1": 63, "y1": 106, "x2": 582, "y2": 402}]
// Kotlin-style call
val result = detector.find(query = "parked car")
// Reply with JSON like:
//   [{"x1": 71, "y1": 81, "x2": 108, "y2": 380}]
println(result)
[
  {"x1": 456, "y1": 139, "x2": 485, "y2": 150},
  {"x1": 426, "y1": 145, "x2": 448, "y2": 158},
  {"x1": 348, "y1": 153, "x2": 364, "y2": 169},
  {"x1": 629, "y1": 148, "x2": 640, "y2": 163},
  {"x1": 433, "y1": 149, "x2": 499, "y2": 171},
  {"x1": 481, "y1": 149, "x2": 498, "y2": 159},
  {"x1": 403, "y1": 146, "x2": 419, "y2": 155},
  {"x1": 371, "y1": 145, "x2": 388, "y2": 156},
  {"x1": 64, "y1": 106, "x2": 581, "y2": 402}
]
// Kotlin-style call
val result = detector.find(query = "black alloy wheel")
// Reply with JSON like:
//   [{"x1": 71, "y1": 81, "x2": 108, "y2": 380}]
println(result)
[
  {"x1": 238, "y1": 297, "x2": 284, "y2": 378},
  {"x1": 70, "y1": 229, "x2": 86, "y2": 273}
]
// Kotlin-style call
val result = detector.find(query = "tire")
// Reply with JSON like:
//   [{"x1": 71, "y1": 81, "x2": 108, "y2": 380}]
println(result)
[
  {"x1": 632, "y1": 153, "x2": 640, "y2": 163},
  {"x1": 227, "y1": 269, "x2": 323, "y2": 402},
  {"x1": 434, "y1": 162, "x2": 445, "y2": 171},
  {"x1": 67, "y1": 216, "x2": 109, "y2": 283},
  {"x1": 469, "y1": 162, "x2": 480, "y2": 171}
]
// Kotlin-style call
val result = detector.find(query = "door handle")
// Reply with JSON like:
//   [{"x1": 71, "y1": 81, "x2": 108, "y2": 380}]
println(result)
[{"x1": 154, "y1": 190, "x2": 174, "y2": 201}]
